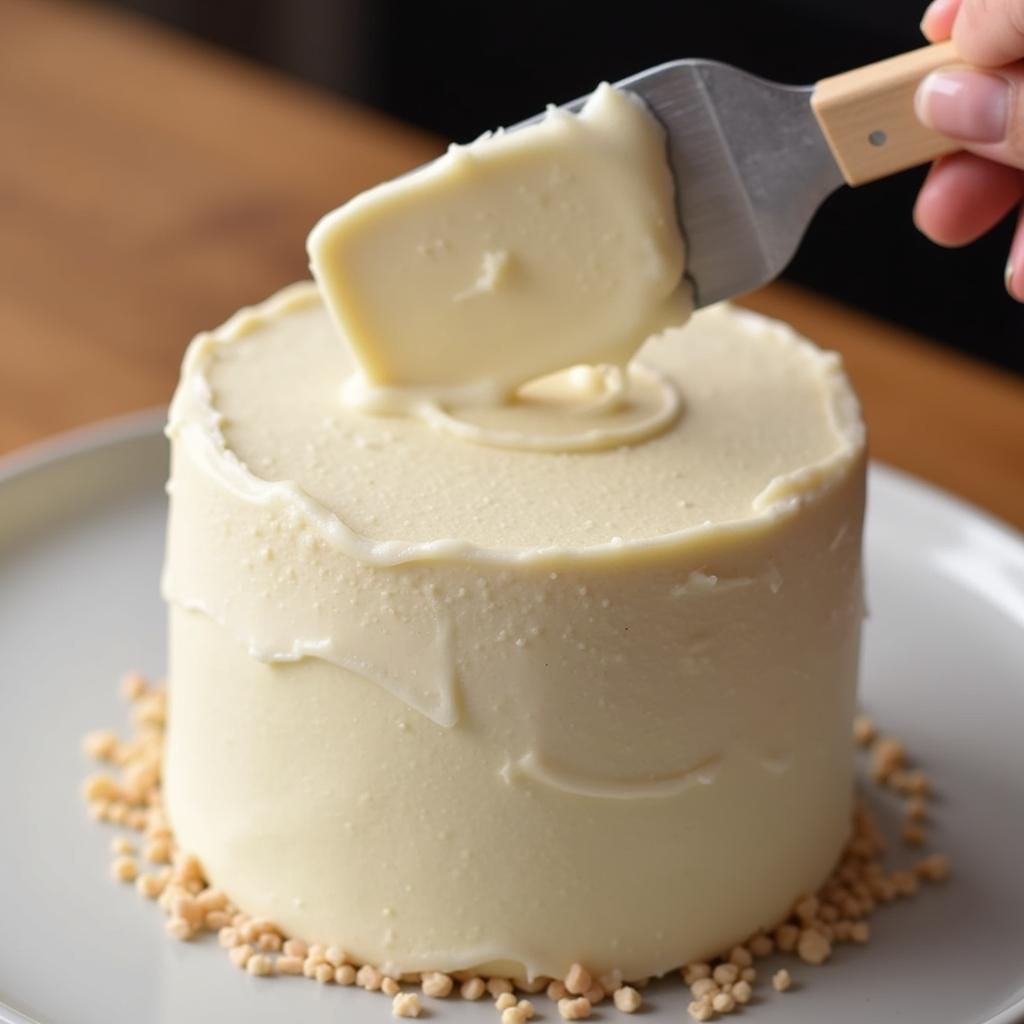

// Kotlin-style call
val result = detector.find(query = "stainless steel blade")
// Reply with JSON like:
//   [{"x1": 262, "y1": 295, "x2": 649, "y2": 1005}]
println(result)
[{"x1": 523, "y1": 62, "x2": 845, "y2": 308}]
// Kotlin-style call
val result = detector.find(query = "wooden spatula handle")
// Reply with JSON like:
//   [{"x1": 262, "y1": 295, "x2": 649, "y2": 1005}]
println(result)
[{"x1": 812, "y1": 41, "x2": 963, "y2": 186}]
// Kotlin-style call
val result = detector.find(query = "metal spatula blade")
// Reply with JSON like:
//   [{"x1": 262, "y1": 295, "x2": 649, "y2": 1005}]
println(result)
[
  {"x1": 539, "y1": 63, "x2": 840, "y2": 309},
  {"x1": 618, "y1": 62, "x2": 843, "y2": 309},
  {"x1": 527, "y1": 44, "x2": 962, "y2": 308}
]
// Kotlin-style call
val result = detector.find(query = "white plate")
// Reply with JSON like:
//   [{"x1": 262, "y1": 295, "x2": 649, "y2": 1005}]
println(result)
[{"x1": 1, "y1": 413, "x2": 1023, "y2": 1024}]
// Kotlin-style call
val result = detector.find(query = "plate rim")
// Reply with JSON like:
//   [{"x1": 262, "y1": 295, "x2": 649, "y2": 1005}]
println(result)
[{"x1": 0, "y1": 408, "x2": 168, "y2": 489}]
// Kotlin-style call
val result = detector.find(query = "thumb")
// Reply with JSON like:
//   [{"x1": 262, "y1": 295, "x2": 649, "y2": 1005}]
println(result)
[{"x1": 916, "y1": 63, "x2": 1024, "y2": 170}]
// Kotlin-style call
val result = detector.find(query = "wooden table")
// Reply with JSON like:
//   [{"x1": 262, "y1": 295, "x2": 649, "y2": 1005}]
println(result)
[{"x1": 2, "y1": 0, "x2": 1022, "y2": 529}]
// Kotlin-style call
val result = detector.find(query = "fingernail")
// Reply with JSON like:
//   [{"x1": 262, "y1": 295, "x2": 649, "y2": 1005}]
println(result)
[
  {"x1": 1007, "y1": 257, "x2": 1023, "y2": 302},
  {"x1": 915, "y1": 70, "x2": 1010, "y2": 142}
]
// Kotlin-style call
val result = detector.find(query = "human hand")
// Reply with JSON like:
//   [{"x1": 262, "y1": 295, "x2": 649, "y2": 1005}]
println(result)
[{"x1": 915, "y1": 0, "x2": 1024, "y2": 300}]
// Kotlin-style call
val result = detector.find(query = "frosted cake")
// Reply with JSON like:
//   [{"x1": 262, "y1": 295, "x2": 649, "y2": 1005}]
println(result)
[{"x1": 159, "y1": 82, "x2": 867, "y2": 983}]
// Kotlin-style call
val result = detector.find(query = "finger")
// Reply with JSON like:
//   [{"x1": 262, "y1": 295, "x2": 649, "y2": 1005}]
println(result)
[
  {"x1": 952, "y1": 0, "x2": 1024, "y2": 67},
  {"x1": 916, "y1": 62, "x2": 1024, "y2": 169},
  {"x1": 1007, "y1": 206, "x2": 1024, "y2": 300},
  {"x1": 914, "y1": 152, "x2": 1024, "y2": 245},
  {"x1": 921, "y1": 0, "x2": 963, "y2": 42}
]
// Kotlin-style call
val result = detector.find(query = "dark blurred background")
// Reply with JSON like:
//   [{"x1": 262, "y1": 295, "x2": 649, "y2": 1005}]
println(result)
[{"x1": 109, "y1": 0, "x2": 1022, "y2": 374}]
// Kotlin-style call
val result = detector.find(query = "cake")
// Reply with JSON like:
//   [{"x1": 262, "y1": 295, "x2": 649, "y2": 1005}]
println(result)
[
  {"x1": 160, "y1": 81, "x2": 867, "y2": 984},
  {"x1": 163, "y1": 289, "x2": 865, "y2": 981}
]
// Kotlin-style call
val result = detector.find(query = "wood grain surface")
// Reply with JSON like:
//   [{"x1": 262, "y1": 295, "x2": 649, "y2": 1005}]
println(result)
[{"x1": 1, "y1": 0, "x2": 1022, "y2": 528}]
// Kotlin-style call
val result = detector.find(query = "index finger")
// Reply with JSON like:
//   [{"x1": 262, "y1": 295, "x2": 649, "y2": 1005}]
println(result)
[
  {"x1": 922, "y1": 0, "x2": 964, "y2": 42},
  {"x1": 953, "y1": 0, "x2": 1024, "y2": 66}
]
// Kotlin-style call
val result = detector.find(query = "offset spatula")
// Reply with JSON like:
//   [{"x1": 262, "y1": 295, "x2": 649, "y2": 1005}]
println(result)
[{"x1": 538, "y1": 42, "x2": 963, "y2": 307}]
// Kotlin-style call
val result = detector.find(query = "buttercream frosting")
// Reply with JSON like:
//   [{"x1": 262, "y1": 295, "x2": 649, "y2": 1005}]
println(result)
[{"x1": 163, "y1": 286, "x2": 866, "y2": 978}]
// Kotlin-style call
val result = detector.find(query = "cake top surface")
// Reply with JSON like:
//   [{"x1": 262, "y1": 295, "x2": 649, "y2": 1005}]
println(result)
[{"x1": 176, "y1": 284, "x2": 862, "y2": 556}]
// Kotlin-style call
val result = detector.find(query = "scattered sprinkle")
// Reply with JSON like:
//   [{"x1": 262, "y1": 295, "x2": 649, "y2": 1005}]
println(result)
[
  {"x1": 687, "y1": 999, "x2": 714, "y2": 1021},
  {"x1": 393, "y1": 992, "x2": 422, "y2": 1018},
  {"x1": 165, "y1": 916, "x2": 192, "y2": 941},
  {"x1": 728, "y1": 945, "x2": 753, "y2": 967},
  {"x1": 144, "y1": 838, "x2": 172, "y2": 864},
  {"x1": 905, "y1": 795, "x2": 928, "y2": 822},
  {"x1": 852, "y1": 715, "x2": 877, "y2": 746},
  {"x1": 564, "y1": 963, "x2": 592, "y2": 996},
  {"x1": 871, "y1": 736, "x2": 906, "y2": 782},
  {"x1": 423, "y1": 972, "x2": 454, "y2": 998},
  {"x1": 613, "y1": 986, "x2": 642, "y2": 1013},
  {"x1": 229, "y1": 944, "x2": 254, "y2": 969},
  {"x1": 111, "y1": 856, "x2": 138, "y2": 883},
  {"x1": 518, "y1": 978, "x2": 549, "y2": 994},
  {"x1": 732, "y1": 979, "x2": 753, "y2": 1004},
  {"x1": 712, "y1": 990, "x2": 736, "y2": 1013},
  {"x1": 916, "y1": 852, "x2": 951, "y2": 882},
  {"x1": 357, "y1": 964, "x2": 384, "y2": 991},
  {"x1": 682, "y1": 963, "x2": 711, "y2": 984},
  {"x1": 712, "y1": 962, "x2": 739, "y2": 986},
  {"x1": 135, "y1": 873, "x2": 164, "y2": 899},
  {"x1": 205, "y1": 909, "x2": 231, "y2": 930},
  {"x1": 774, "y1": 923, "x2": 799, "y2": 952},
  {"x1": 83, "y1": 774, "x2": 121, "y2": 803},
  {"x1": 690, "y1": 978, "x2": 718, "y2": 1000},
  {"x1": 324, "y1": 945, "x2": 347, "y2": 967},
  {"x1": 558, "y1": 996, "x2": 591, "y2": 1020},
  {"x1": 902, "y1": 822, "x2": 927, "y2": 846},
  {"x1": 247, "y1": 954, "x2": 274, "y2": 977},
  {"x1": 797, "y1": 928, "x2": 832, "y2": 965},
  {"x1": 277, "y1": 955, "x2": 303, "y2": 975},
  {"x1": 82, "y1": 729, "x2": 120, "y2": 761},
  {"x1": 120, "y1": 671, "x2": 148, "y2": 702},
  {"x1": 461, "y1": 978, "x2": 486, "y2": 1000}
]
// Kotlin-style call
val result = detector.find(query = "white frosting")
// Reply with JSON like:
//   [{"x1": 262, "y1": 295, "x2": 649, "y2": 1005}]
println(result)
[
  {"x1": 307, "y1": 84, "x2": 692, "y2": 405},
  {"x1": 338, "y1": 359, "x2": 684, "y2": 453},
  {"x1": 163, "y1": 286, "x2": 866, "y2": 978}
]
